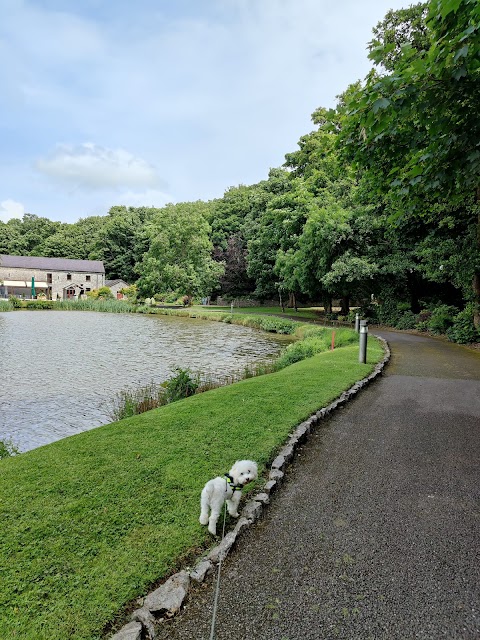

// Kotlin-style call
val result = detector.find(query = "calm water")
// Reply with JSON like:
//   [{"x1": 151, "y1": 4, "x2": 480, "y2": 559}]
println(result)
[{"x1": 0, "y1": 311, "x2": 287, "y2": 452}]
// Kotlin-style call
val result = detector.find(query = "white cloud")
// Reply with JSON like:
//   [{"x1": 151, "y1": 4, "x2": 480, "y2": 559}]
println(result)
[
  {"x1": 0, "y1": 199, "x2": 25, "y2": 222},
  {"x1": 35, "y1": 144, "x2": 165, "y2": 191},
  {"x1": 114, "y1": 189, "x2": 174, "y2": 209}
]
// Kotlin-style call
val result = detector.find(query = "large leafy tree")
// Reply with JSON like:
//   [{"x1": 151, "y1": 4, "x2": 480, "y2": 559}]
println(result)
[
  {"x1": 90, "y1": 206, "x2": 152, "y2": 282},
  {"x1": 341, "y1": 0, "x2": 480, "y2": 323},
  {"x1": 37, "y1": 216, "x2": 107, "y2": 260},
  {"x1": 0, "y1": 214, "x2": 61, "y2": 256},
  {"x1": 245, "y1": 171, "x2": 311, "y2": 301},
  {"x1": 136, "y1": 202, "x2": 223, "y2": 298}
]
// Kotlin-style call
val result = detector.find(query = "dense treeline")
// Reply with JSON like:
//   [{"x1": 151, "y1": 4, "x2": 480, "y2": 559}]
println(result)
[{"x1": 1, "y1": 0, "x2": 478, "y2": 341}]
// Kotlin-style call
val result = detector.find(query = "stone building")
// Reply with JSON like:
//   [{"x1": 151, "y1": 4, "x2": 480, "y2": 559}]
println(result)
[
  {"x1": 0, "y1": 254, "x2": 105, "y2": 300},
  {"x1": 105, "y1": 279, "x2": 130, "y2": 299}
]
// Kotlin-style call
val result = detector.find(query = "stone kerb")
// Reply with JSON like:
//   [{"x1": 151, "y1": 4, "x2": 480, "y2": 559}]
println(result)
[{"x1": 111, "y1": 336, "x2": 390, "y2": 639}]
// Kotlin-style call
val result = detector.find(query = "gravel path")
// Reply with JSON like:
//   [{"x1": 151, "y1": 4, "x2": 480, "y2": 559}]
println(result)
[{"x1": 157, "y1": 330, "x2": 480, "y2": 640}]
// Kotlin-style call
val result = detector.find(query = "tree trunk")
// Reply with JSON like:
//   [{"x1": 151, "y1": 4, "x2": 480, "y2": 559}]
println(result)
[
  {"x1": 279, "y1": 289, "x2": 285, "y2": 313},
  {"x1": 473, "y1": 272, "x2": 480, "y2": 329},
  {"x1": 407, "y1": 270, "x2": 421, "y2": 314},
  {"x1": 474, "y1": 192, "x2": 480, "y2": 328},
  {"x1": 340, "y1": 296, "x2": 349, "y2": 316},
  {"x1": 323, "y1": 297, "x2": 332, "y2": 314}
]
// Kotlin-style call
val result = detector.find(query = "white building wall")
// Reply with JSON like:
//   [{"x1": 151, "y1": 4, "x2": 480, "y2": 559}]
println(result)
[{"x1": 0, "y1": 265, "x2": 105, "y2": 299}]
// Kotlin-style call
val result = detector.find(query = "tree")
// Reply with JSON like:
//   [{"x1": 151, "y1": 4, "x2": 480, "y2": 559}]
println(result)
[
  {"x1": 341, "y1": 0, "x2": 480, "y2": 323},
  {"x1": 213, "y1": 234, "x2": 255, "y2": 298},
  {"x1": 90, "y1": 206, "x2": 153, "y2": 282},
  {"x1": 38, "y1": 217, "x2": 107, "y2": 260},
  {"x1": 0, "y1": 214, "x2": 61, "y2": 256},
  {"x1": 245, "y1": 172, "x2": 311, "y2": 301},
  {"x1": 370, "y1": 2, "x2": 429, "y2": 71},
  {"x1": 136, "y1": 202, "x2": 224, "y2": 298}
]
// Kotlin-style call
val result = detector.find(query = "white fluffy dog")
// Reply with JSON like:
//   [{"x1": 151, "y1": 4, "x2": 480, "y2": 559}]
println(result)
[{"x1": 199, "y1": 460, "x2": 258, "y2": 535}]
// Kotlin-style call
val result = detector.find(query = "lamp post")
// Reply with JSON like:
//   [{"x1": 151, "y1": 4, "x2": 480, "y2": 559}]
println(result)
[
  {"x1": 355, "y1": 312, "x2": 360, "y2": 333},
  {"x1": 359, "y1": 320, "x2": 368, "y2": 363}
]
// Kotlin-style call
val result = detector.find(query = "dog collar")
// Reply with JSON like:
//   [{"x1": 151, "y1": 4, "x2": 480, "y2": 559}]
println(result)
[{"x1": 224, "y1": 474, "x2": 242, "y2": 491}]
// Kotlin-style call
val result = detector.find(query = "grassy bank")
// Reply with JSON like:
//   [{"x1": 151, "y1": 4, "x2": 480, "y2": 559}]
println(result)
[{"x1": 0, "y1": 319, "x2": 384, "y2": 639}]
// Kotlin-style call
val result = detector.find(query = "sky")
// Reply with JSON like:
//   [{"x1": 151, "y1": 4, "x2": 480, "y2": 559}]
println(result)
[{"x1": 0, "y1": 0, "x2": 410, "y2": 224}]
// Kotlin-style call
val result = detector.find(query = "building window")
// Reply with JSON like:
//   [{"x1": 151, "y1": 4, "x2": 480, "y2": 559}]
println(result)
[
  {"x1": 86, "y1": 288, "x2": 91, "y2": 292},
  {"x1": 86, "y1": 275, "x2": 91, "y2": 281},
  {"x1": 47, "y1": 273, "x2": 52, "y2": 284},
  {"x1": 67, "y1": 274, "x2": 72, "y2": 281}
]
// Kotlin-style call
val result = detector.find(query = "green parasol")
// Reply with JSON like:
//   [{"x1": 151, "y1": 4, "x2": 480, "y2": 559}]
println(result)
[{"x1": 31, "y1": 276, "x2": 36, "y2": 298}]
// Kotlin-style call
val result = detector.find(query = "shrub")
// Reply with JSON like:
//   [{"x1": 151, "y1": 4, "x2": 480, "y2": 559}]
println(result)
[
  {"x1": 162, "y1": 367, "x2": 199, "y2": 402},
  {"x1": 446, "y1": 305, "x2": 480, "y2": 344},
  {"x1": 0, "y1": 299, "x2": 14, "y2": 311},
  {"x1": 87, "y1": 286, "x2": 115, "y2": 300},
  {"x1": 376, "y1": 299, "x2": 402, "y2": 326},
  {"x1": 427, "y1": 304, "x2": 458, "y2": 335},
  {"x1": 256, "y1": 317, "x2": 296, "y2": 334},
  {"x1": 0, "y1": 439, "x2": 19, "y2": 459},
  {"x1": 8, "y1": 295, "x2": 23, "y2": 308},
  {"x1": 359, "y1": 304, "x2": 379, "y2": 323},
  {"x1": 24, "y1": 300, "x2": 55, "y2": 310},
  {"x1": 395, "y1": 311, "x2": 417, "y2": 330}
]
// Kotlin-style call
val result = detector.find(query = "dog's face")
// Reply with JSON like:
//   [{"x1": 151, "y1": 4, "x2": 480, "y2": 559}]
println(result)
[{"x1": 229, "y1": 460, "x2": 258, "y2": 486}]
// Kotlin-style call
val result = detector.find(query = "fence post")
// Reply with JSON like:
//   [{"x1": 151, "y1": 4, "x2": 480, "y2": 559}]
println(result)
[{"x1": 359, "y1": 320, "x2": 368, "y2": 363}]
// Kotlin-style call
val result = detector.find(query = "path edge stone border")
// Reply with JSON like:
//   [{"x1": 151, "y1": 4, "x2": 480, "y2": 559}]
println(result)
[{"x1": 110, "y1": 336, "x2": 390, "y2": 640}]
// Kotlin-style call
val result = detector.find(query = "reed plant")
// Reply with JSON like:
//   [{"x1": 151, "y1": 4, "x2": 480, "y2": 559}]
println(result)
[
  {"x1": 0, "y1": 299, "x2": 14, "y2": 311},
  {"x1": 54, "y1": 299, "x2": 137, "y2": 313}
]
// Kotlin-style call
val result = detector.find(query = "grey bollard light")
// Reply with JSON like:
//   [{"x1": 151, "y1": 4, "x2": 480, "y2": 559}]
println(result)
[
  {"x1": 359, "y1": 320, "x2": 368, "y2": 363},
  {"x1": 355, "y1": 312, "x2": 360, "y2": 333}
]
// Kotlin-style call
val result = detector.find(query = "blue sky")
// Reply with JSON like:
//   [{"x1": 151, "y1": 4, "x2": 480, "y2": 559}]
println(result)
[{"x1": 0, "y1": 0, "x2": 409, "y2": 224}]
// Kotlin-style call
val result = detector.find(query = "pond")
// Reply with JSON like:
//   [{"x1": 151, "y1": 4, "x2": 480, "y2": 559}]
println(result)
[{"x1": 0, "y1": 311, "x2": 288, "y2": 452}]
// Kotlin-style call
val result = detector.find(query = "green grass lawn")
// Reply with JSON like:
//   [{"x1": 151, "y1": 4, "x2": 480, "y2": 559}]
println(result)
[
  {"x1": 0, "y1": 340, "x2": 384, "y2": 640},
  {"x1": 191, "y1": 304, "x2": 324, "y2": 319}
]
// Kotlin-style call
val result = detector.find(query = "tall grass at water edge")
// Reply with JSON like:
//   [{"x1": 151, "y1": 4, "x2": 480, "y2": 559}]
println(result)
[
  {"x1": 0, "y1": 299, "x2": 14, "y2": 311},
  {"x1": 55, "y1": 299, "x2": 137, "y2": 313}
]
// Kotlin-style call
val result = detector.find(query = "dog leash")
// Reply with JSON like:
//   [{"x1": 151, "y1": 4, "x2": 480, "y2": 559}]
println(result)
[{"x1": 209, "y1": 497, "x2": 228, "y2": 640}]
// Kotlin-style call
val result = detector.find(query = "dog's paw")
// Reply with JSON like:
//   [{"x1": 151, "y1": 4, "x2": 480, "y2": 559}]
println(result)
[
  {"x1": 199, "y1": 514, "x2": 209, "y2": 525},
  {"x1": 208, "y1": 525, "x2": 217, "y2": 535},
  {"x1": 230, "y1": 512, "x2": 239, "y2": 518}
]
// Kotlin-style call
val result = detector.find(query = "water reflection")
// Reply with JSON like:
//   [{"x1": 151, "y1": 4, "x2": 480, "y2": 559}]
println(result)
[{"x1": 0, "y1": 311, "x2": 287, "y2": 451}]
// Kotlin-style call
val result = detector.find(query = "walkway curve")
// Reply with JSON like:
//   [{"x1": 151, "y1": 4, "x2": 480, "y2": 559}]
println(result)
[{"x1": 157, "y1": 330, "x2": 480, "y2": 640}]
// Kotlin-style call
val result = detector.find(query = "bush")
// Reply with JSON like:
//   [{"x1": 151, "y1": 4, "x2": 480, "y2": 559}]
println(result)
[
  {"x1": 256, "y1": 316, "x2": 296, "y2": 334},
  {"x1": 446, "y1": 305, "x2": 480, "y2": 344},
  {"x1": 87, "y1": 286, "x2": 114, "y2": 300},
  {"x1": 376, "y1": 299, "x2": 402, "y2": 326},
  {"x1": 162, "y1": 367, "x2": 199, "y2": 402},
  {"x1": 24, "y1": 300, "x2": 55, "y2": 309},
  {"x1": 427, "y1": 304, "x2": 458, "y2": 335},
  {"x1": 395, "y1": 311, "x2": 417, "y2": 330},
  {"x1": 8, "y1": 295, "x2": 23, "y2": 308},
  {"x1": 359, "y1": 304, "x2": 379, "y2": 323},
  {"x1": 0, "y1": 439, "x2": 19, "y2": 459},
  {"x1": 0, "y1": 299, "x2": 14, "y2": 311}
]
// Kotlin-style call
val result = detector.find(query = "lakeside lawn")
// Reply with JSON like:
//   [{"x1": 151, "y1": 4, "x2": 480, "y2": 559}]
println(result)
[
  {"x1": 0, "y1": 337, "x2": 383, "y2": 640},
  {"x1": 190, "y1": 304, "x2": 328, "y2": 320}
]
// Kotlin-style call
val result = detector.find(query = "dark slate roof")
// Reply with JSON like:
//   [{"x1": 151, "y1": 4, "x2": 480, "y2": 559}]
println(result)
[
  {"x1": 105, "y1": 279, "x2": 129, "y2": 287},
  {"x1": 0, "y1": 254, "x2": 105, "y2": 274}
]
